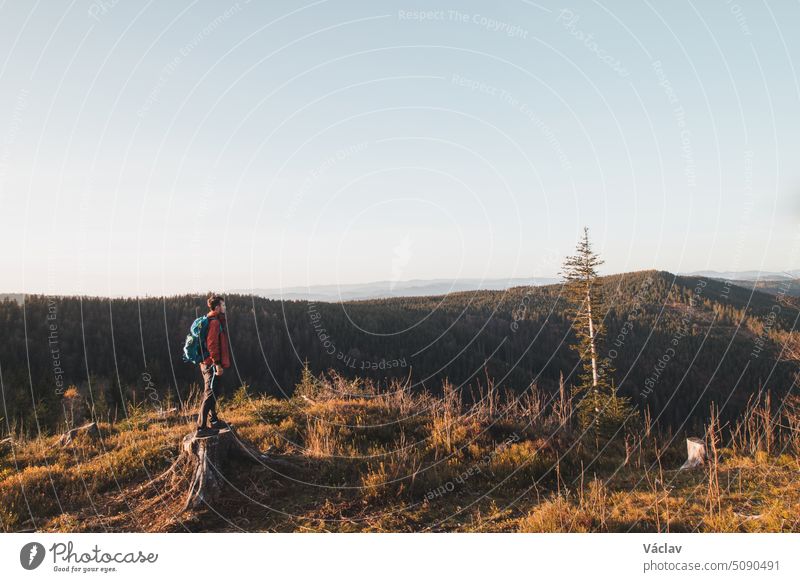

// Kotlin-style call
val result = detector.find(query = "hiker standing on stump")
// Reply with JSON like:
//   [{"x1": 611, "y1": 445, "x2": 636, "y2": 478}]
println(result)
[{"x1": 196, "y1": 294, "x2": 232, "y2": 436}]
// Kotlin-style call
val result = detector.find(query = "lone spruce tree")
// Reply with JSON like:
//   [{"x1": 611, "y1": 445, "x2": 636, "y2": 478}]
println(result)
[{"x1": 561, "y1": 227, "x2": 633, "y2": 442}]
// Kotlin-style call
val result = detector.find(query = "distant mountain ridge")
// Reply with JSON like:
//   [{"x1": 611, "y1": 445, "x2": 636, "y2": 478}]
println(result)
[
  {"x1": 233, "y1": 277, "x2": 559, "y2": 302},
  {"x1": 682, "y1": 269, "x2": 800, "y2": 281},
  {"x1": 5, "y1": 270, "x2": 799, "y2": 303},
  {"x1": 678, "y1": 270, "x2": 800, "y2": 299}
]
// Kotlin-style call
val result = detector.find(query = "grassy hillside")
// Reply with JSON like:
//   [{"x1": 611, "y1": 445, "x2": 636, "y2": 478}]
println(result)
[{"x1": 2, "y1": 373, "x2": 798, "y2": 533}]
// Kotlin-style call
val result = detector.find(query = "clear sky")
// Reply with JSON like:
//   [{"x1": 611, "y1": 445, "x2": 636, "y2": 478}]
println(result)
[{"x1": 1, "y1": 0, "x2": 798, "y2": 296}]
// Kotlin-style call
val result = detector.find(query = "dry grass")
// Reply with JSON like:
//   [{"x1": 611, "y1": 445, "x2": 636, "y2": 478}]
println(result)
[{"x1": 1, "y1": 374, "x2": 798, "y2": 533}]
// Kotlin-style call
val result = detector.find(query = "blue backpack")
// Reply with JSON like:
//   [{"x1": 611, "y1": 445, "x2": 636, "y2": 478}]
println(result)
[{"x1": 182, "y1": 315, "x2": 216, "y2": 364}]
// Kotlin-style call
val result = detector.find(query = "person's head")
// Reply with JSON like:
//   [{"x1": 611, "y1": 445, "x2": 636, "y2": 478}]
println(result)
[{"x1": 207, "y1": 294, "x2": 226, "y2": 315}]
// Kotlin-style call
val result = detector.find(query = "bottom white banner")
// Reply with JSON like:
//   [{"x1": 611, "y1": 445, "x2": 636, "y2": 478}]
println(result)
[{"x1": 1, "y1": 533, "x2": 797, "y2": 581}]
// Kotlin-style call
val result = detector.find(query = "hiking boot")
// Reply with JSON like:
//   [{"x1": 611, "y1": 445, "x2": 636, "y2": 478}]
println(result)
[
  {"x1": 195, "y1": 426, "x2": 219, "y2": 437},
  {"x1": 210, "y1": 419, "x2": 230, "y2": 430}
]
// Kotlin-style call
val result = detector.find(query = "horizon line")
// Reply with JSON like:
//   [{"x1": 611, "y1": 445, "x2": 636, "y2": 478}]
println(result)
[{"x1": 3, "y1": 267, "x2": 798, "y2": 300}]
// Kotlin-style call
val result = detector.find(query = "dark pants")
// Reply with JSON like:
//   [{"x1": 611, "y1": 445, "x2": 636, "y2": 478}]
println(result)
[{"x1": 197, "y1": 363, "x2": 223, "y2": 428}]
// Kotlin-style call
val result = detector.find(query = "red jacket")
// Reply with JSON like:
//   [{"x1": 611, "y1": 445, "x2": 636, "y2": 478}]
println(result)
[{"x1": 203, "y1": 311, "x2": 231, "y2": 368}]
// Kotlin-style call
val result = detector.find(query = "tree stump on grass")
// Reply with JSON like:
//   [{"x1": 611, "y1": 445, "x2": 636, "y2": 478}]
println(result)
[
  {"x1": 181, "y1": 428, "x2": 236, "y2": 510},
  {"x1": 679, "y1": 437, "x2": 706, "y2": 469},
  {"x1": 59, "y1": 422, "x2": 100, "y2": 446},
  {"x1": 140, "y1": 426, "x2": 300, "y2": 513}
]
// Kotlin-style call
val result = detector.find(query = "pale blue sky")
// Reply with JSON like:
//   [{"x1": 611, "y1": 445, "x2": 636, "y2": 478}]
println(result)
[{"x1": 1, "y1": 0, "x2": 798, "y2": 296}]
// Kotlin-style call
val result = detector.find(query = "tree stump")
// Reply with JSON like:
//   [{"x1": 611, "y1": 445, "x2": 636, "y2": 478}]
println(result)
[
  {"x1": 59, "y1": 422, "x2": 100, "y2": 446},
  {"x1": 680, "y1": 437, "x2": 706, "y2": 469},
  {"x1": 139, "y1": 426, "x2": 300, "y2": 514},
  {"x1": 181, "y1": 429, "x2": 230, "y2": 510}
]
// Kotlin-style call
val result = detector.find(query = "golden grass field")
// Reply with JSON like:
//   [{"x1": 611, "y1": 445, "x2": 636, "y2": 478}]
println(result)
[{"x1": 2, "y1": 372, "x2": 799, "y2": 533}]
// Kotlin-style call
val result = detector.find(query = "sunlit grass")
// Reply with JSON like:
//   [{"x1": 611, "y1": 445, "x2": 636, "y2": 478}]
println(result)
[{"x1": 1, "y1": 376, "x2": 798, "y2": 532}]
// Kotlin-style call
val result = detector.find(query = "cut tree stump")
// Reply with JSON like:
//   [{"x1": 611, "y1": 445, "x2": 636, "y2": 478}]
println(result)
[
  {"x1": 181, "y1": 428, "x2": 235, "y2": 511},
  {"x1": 59, "y1": 422, "x2": 100, "y2": 446},
  {"x1": 138, "y1": 425, "x2": 302, "y2": 514},
  {"x1": 679, "y1": 437, "x2": 706, "y2": 469}
]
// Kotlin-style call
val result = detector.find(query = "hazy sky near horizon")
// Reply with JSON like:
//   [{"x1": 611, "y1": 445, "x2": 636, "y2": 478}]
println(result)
[{"x1": 1, "y1": 0, "x2": 799, "y2": 296}]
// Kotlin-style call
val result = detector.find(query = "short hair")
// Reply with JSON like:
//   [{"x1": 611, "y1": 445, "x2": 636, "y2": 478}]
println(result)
[{"x1": 207, "y1": 294, "x2": 225, "y2": 310}]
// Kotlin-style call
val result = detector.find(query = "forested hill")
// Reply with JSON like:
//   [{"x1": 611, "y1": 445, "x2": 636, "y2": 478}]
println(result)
[{"x1": 1, "y1": 270, "x2": 797, "y2": 435}]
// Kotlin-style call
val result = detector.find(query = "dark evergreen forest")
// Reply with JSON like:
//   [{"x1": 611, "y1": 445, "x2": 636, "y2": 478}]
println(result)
[{"x1": 2, "y1": 270, "x2": 797, "y2": 436}]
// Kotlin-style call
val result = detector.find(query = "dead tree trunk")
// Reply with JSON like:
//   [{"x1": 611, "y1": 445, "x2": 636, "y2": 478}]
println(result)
[{"x1": 59, "y1": 422, "x2": 100, "y2": 446}]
